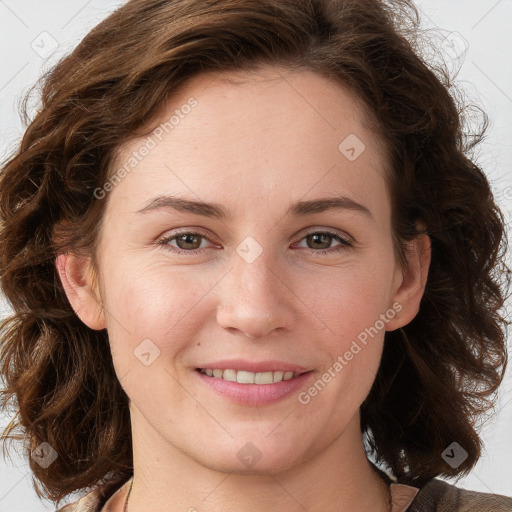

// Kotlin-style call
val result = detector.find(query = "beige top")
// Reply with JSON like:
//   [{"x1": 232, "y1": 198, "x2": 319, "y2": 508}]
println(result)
[{"x1": 55, "y1": 475, "x2": 512, "y2": 512}]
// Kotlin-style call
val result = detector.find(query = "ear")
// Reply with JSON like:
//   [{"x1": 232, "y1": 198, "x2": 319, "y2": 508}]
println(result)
[
  {"x1": 55, "y1": 253, "x2": 106, "y2": 330},
  {"x1": 385, "y1": 232, "x2": 431, "y2": 331}
]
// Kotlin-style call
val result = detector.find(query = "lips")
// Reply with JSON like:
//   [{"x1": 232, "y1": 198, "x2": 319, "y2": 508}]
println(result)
[{"x1": 193, "y1": 359, "x2": 314, "y2": 406}]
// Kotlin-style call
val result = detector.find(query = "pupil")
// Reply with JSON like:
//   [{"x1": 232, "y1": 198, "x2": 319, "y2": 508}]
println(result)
[
  {"x1": 179, "y1": 233, "x2": 200, "y2": 249},
  {"x1": 309, "y1": 233, "x2": 331, "y2": 250}
]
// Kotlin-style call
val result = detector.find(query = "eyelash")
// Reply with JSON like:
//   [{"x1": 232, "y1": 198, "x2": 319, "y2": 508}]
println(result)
[{"x1": 156, "y1": 229, "x2": 353, "y2": 256}]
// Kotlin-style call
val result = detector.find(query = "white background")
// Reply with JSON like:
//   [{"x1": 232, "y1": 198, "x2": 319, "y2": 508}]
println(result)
[{"x1": 0, "y1": 1, "x2": 511, "y2": 510}]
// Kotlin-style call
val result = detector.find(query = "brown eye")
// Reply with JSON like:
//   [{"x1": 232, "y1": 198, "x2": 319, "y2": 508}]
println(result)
[
  {"x1": 294, "y1": 230, "x2": 353, "y2": 255},
  {"x1": 157, "y1": 231, "x2": 213, "y2": 254},
  {"x1": 174, "y1": 233, "x2": 204, "y2": 250},
  {"x1": 305, "y1": 233, "x2": 334, "y2": 250},
  {"x1": 157, "y1": 229, "x2": 353, "y2": 256}
]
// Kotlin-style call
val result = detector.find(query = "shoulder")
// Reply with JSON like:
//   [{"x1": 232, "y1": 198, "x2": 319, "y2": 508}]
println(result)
[
  {"x1": 54, "y1": 478, "x2": 128, "y2": 512},
  {"x1": 54, "y1": 487, "x2": 103, "y2": 512},
  {"x1": 408, "y1": 478, "x2": 512, "y2": 512}
]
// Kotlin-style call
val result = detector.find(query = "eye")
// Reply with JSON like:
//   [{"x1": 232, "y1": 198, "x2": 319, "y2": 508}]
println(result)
[
  {"x1": 156, "y1": 228, "x2": 353, "y2": 255},
  {"x1": 157, "y1": 230, "x2": 215, "y2": 254},
  {"x1": 293, "y1": 230, "x2": 353, "y2": 255}
]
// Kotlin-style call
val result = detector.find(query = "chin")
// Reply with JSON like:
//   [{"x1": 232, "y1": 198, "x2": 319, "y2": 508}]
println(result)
[{"x1": 192, "y1": 437, "x2": 310, "y2": 476}]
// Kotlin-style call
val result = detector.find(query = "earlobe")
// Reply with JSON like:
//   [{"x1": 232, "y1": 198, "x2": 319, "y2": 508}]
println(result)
[
  {"x1": 55, "y1": 253, "x2": 106, "y2": 330},
  {"x1": 386, "y1": 233, "x2": 432, "y2": 331}
]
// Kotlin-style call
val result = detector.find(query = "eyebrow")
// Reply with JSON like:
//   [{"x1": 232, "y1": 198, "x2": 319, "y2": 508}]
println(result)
[{"x1": 136, "y1": 194, "x2": 374, "y2": 221}]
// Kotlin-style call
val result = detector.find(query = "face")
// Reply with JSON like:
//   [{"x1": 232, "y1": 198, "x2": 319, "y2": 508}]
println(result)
[{"x1": 59, "y1": 66, "x2": 428, "y2": 475}]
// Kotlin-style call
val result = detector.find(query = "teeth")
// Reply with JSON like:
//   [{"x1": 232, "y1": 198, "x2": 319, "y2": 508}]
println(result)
[
  {"x1": 223, "y1": 369, "x2": 237, "y2": 382},
  {"x1": 199, "y1": 368, "x2": 298, "y2": 384},
  {"x1": 254, "y1": 371, "x2": 273, "y2": 384},
  {"x1": 238, "y1": 370, "x2": 258, "y2": 384}
]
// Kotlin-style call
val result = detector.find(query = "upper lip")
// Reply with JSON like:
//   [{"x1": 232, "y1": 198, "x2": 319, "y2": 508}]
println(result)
[{"x1": 195, "y1": 359, "x2": 311, "y2": 374}]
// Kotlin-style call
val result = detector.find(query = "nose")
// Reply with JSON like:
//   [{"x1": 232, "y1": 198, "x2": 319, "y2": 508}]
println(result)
[{"x1": 215, "y1": 248, "x2": 296, "y2": 340}]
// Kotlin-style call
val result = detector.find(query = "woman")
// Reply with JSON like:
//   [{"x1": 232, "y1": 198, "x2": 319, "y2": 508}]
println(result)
[{"x1": 0, "y1": 0, "x2": 510, "y2": 511}]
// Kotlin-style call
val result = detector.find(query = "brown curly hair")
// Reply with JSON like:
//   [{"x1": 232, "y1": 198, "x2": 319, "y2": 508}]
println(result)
[{"x1": 0, "y1": 0, "x2": 510, "y2": 507}]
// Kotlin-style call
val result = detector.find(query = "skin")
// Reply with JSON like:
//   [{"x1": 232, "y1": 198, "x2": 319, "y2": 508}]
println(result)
[{"x1": 56, "y1": 65, "x2": 431, "y2": 512}]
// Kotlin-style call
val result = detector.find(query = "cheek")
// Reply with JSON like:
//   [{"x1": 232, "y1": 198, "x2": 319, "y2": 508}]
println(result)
[
  {"x1": 299, "y1": 260, "x2": 396, "y2": 347},
  {"x1": 100, "y1": 258, "x2": 216, "y2": 367},
  {"x1": 101, "y1": 262, "x2": 218, "y2": 415},
  {"x1": 294, "y1": 256, "x2": 395, "y2": 408},
  {"x1": 296, "y1": 271, "x2": 391, "y2": 427}
]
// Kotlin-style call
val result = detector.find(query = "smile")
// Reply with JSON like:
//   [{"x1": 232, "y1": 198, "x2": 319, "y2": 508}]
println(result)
[
  {"x1": 195, "y1": 367, "x2": 314, "y2": 406},
  {"x1": 197, "y1": 368, "x2": 304, "y2": 384}
]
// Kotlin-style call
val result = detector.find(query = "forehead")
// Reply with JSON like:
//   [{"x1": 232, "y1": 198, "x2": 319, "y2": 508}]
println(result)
[{"x1": 106, "y1": 66, "x2": 390, "y2": 221}]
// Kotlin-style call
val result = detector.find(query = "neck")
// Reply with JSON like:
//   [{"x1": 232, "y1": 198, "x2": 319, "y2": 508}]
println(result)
[{"x1": 122, "y1": 407, "x2": 390, "y2": 512}]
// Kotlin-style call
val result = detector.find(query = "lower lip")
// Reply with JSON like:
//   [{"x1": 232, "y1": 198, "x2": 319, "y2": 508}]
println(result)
[{"x1": 195, "y1": 370, "x2": 314, "y2": 406}]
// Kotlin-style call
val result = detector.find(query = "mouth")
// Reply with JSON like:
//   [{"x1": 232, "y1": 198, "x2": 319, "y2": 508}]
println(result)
[
  {"x1": 193, "y1": 359, "x2": 315, "y2": 405},
  {"x1": 194, "y1": 365, "x2": 315, "y2": 406},
  {"x1": 195, "y1": 368, "x2": 311, "y2": 384}
]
